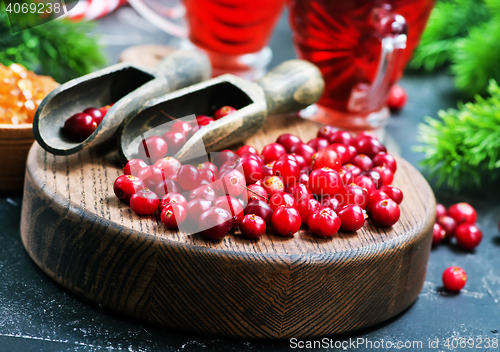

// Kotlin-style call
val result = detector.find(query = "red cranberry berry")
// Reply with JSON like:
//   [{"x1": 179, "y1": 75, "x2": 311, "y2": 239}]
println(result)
[
  {"x1": 285, "y1": 183, "x2": 313, "y2": 203},
  {"x1": 246, "y1": 184, "x2": 268, "y2": 202},
  {"x1": 198, "y1": 207, "x2": 233, "y2": 240},
  {"x1": 321, "y1": 195, "x2": 343, "y2": 213},
  {"x1": 123, "y1": 159, "x2": 148, "y2": 177},
  {"x1": 276, "y1": 133, "x2": 302, "y2": 153},
  {"x1": 436, "y1": 203, "x2": 447, "y2": 218},
  {"x1": 212, "y1": 150, "x2": 239, "y2": 168},
  {"x1": 432, "y1": 223, "x2": 446, "y2": 246},
  {"x1": 130, "y1": 189, "x2": 159, "y2": 215},
  {"x1": 448, "y1": 202, "x2": 477, "y2": 225},
  {"x1": 213, "y1": 106, "x2": 237, "y2": 120},
  {"x1": 342, "y1": 163, "x2": 362, "y2": 177},
  {"x1": 189, "y1": 184, "x2": 219, "y2": 202},
  {"x1": 239, "y1": 214, "x2": 266, "y2": 239},
  {"x1": 236, "y1": 145, "x2": 258, "y2": 157},
  {"x1": 160, "y1": 192, "x2": 187, "y2": 210},
  {"x1": 160, "y1": 203, "x2": 187, "y2": 229},
  {"x1": 218, "y1": 169, "x2": 246, "y2": 197},
  {"x1": 442, "y1": 266, "x2": 467, "y2": 292},
  {"x1": 308, "y1": 208, "x2": 341, "y2": 237},
  {"x1": 154, "y1": 179, "x2": 182, "y2": 197},
  {"x1": 261, "y1": 164, "x2": 274, "y2": 180},
  {"x1": 437, "y1": 215, "x2": 457, "y2": 239},
  {"x1": 154, "y1": 157, "x2": 182, "y2": 177},
  {"x1": 338, "y1": 204, "x2": 366, "y2": 232},
  {"x1": 387, "y1": 84, "x2": 408, "y2": 111},
  {"x1": 338, "y1": 169, "x2": 354, "y2": 186},
  {"x1": 63, "y1": 112, "x2": 97, "y2": 141},
  {"x1": 170, "y1": 120, "x2": 192, "y2": 137},
  {"x1": 297, "y1": 198, "x2": 322, "y2": 224},
  {"x1": 262, "y1": 176, "x2": 285, "y2": 196},
  {"x1": 138, "y1": 136, "x2": 168, "y2": 163},
  {"x1": 113, "y1": 175, "x2": 145, "y2": 202},
  {"x1": 185, "y1": 198, "x2": 212, "y2": 226},
  {"x1": 241, "y1": 156, "x2": 263, "y2": 184},
  {"x1": 162, "y1": 130, "x2": 186, "y2": 155},
  {"x1": 328, "y1": 130, "x2": 353, "y2": 146},
  {"x1": 327, "y1": 143, "x2": 351, "y2": 164},
  {"x1": 352, "y1": 154, "x2": 373, "y2": 171},
  {"x1": 307, "y1": 167, "x2": 343, "y2": 196},
  {"x1": 371, "y1": 199, "x2": 400, "y2": 227},
  {"x1": 82, "y1": 107, "x2": 104, "y2": 125},
  {"x1": 177, "y1": 165, "x2": 201, "y2": 191},
  {"x1": 289, "y1": 143, "x2": 316, "y2": 165},
  {"x1": 244, "y1": 199, "x2": 273, "y2": 227},
  {"x1": 290, "y1": 153, "x2": 307, "y2": 169},
  {"x1": 307, "y1": 137, "x2": 329, "y2": 151},
  {"x1": 271, "y1": 206, "x2": 301, "y2": 237},
  {"x1": 455, "y1": 223, "x2": 482, "y2": 250},
  {"x1": 367, "y1": 190, "x2": 390, "y2": 212},
  {"x1": 372, "y1": 152, "x2": 397, "y2": 173},
  {"x1": 379, "y1": 185, "x2": 403, "y2": 204},
  {"x1": 197, "y1": 116, "x2": 215, "y2": 127},
  {"x1": 354, "y1": 175, "x2": 376, "y2": 194},
  {"x1": 317, "y1": 125, "x2": 338, "y2": 140},
  {"x1": 372, "y1": 165, "x2": 394, "y2": 186},
  {"x1": 261, "y1": 143, "x2": 287, "y2": 164},
  {"x1": 340, "y1": 183, "x2": 369, "y2": 209},
  {"x1": 137, "y1": 166, "x2": 165, "y2": 190},
  {"x1": 273, "y1": 155, "x2": 300, "y2": 187},
  {"x1": 355, "y1": 136, "x2": 386, "y2": 158},
  {"x1": 269, "y1": 192, "x2": 297, "y2": 212},
  {"x1": 312, "y1": 149, "x2": 341, "y2": 171},
  {"x1": 360, "y1": 169, "x2": 383, "y2": 189}
]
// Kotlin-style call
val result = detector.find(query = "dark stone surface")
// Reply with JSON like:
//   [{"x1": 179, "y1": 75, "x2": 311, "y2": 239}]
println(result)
[{"x1": 1, "y1": 5, "x2": 499, "y2": 351}]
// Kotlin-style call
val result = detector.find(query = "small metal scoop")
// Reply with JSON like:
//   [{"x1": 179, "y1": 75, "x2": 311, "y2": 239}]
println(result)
[
  {"x1": 118, "y1": 59, "x2": 324, "y2": 163},
  {"x1": 33, "y1": 50, "x2": 211, "y2": 156}
]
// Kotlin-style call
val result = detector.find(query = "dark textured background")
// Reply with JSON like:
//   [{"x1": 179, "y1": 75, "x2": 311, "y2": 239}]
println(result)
[{"x1": 1, "y1": 6, "x2": 499, "y2": 351}]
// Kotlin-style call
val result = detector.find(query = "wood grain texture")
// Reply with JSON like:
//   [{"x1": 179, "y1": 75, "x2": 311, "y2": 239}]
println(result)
[{"x1": 21, "y1": 114, "x2": 435, "y2": 339}]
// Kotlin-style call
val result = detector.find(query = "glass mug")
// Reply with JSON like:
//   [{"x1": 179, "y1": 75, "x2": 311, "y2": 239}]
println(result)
[
  {"x1": 128, "y1": 0, "x2": 287, "y2": 79},
  {"x1": 289, "y1": 0, "x2": 435, "y2": 131}
]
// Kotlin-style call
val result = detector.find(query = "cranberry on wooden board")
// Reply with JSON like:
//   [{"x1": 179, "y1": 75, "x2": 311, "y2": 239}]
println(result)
[
  {"x1": 198, "y1": 207, "x2": 233, "y2": 240},
  {"x1": 185, "y1": 198, "x2": 212, "y2": 226},
  {"x1": 113, "y1": 175, "x2": 145, "y2": 202},
  {"x1": 321, "y1": 195, "x2": 343, "y2": 213},
  {"x1": 212, "y1": 150, "x2": 239, "y2": 168},
  {"x1": 138, "y1": 136, "x2": 168, "y2": 164},
  {"x1": 307, "y1": 167, "x2": 343, "y2": 196},
  {"x1": 371, "y1": 199, "x2": 400, "y2": 227},
  {"x1": 189, "y1": 184, "x2": 219, "y2": 202},
  {"x1": 213, "y1": 195, "x2": 244, "y2": 226},
  {"x1": 355, "y1": 136, "x2": 386, "y2": 158},
  {"x1": 236, "y1": 145, "x2": 258, "y2": 157},
  {"x1": 285, "y1": 183, "x2": 313, "y2": 203},
  {"x1": 372, "y1": 152, "x2": 397, "y2": 173},
  {"x1": 273, "y1": 155, "x2": 300, "y2": 187},
  {"x1": 218, "y1": 169, "x2": 246, "y2": 197},
  {"x1": 154, "y1": 179, "x2": 182, "y2": 197},
  {"x1": 328, "y1": 130, "x2": 353, "y2": 145},
  {"x1": 338, "y1": 205, "x2": 366, "y2": 232},
  {"x1": 442, "y1": 266, "x2": 467, "y2": 292},
  {"x1": 268, "y1": 192, "x2": 296, "y2": 212},
  {"x1": 296, "y1": 198, "x2": 322, "y2": 224},
  {"x1": 244, "y1": 199, "x2": 273, "y2": 227},
  {"x1": 307, "y1": 137, "x2": 329, "y2": 151},
  {"x1": 308, "y1": 208, "x2": 341, "y2": 237},
  {"x1": 160, "y1": 193, "x2": 187, "y2": 210},
  {"x1": 311, "y1": 149, "x2": 341, "y2": 171},
  {"x1": 63, "y1": 113, "x2": 97, "y2": 142},
  {"x1": 262, "y1": 176, "x2": 285, "y2": 196},
  {"x1": 123, "y1": 159, "x2": 148, "y2": 177},
  {"x1": 379, "y1": 185, "x2": 403, "y2": 204},
  {"x1": 327, "y1": 143, "x2": 350, "y2": 164},
  {"x1": 239, "y1": 214, "x2": 267, "y2": 239},
  {"x1": 289, "y1": 143, "x2": 316, "y2": 166},
  {"x1": 261, "y1": 143, "x2": 287, "y2": 164},
  {"x1": 367, "y1": 190, "x2": 390, "y2": 212},
  {"x1": 130, "y1": 189, "x2": 159, "y2": 215},
  {"x1": 352, "y1": 154, "x2": 373, "y2": 171},
  {"x1": 160, "y1": 203, "x2": 187, "y2": 229},
  {"x1": 354, "y1": 175, "x2": 376, "y2": 194},
  {"x1": 246, "y1": 184, "x2": 268, "y2": 202},
  {"x1": 360, "y1": 169, "x2": 383, "y2": 189},
  {"x1": 342, "y1": 163, "x2": 362, "y2": 177},
  {"x1": 241, "y1": 156, "x2": 263, "y2": 184},
  {"x1": 372, "y1": 165, "x2": 394, "y2": 186},
  {"x1": 137, "y1": 166, "x2": 165, "y2": 191},
  {"x1": 271, "y1": 206, "x2": 301, "y2": 237}
]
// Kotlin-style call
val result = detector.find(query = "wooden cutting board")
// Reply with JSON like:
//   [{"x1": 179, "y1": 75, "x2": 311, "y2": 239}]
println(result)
[{"x1": 20, "y1": 114, "x2": 435, "y2": 339}]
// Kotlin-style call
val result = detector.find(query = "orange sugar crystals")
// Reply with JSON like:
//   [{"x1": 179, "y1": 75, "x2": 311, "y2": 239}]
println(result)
[{"x1": 0, "y1": 63, "x2": 59, "y2": 125}]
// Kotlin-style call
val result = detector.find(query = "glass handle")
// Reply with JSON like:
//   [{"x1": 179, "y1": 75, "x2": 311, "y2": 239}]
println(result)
[{"x1": 128, "y1": 0, "x2": 188, "y2": 38}]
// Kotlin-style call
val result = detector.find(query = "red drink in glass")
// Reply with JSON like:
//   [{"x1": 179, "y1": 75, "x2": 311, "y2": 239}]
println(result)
[{"x1": 289, "y1": 0, "x2": 435, "y2": 131}]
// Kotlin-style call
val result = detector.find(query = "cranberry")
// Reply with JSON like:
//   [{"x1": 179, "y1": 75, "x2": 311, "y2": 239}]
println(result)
[
  {"x1": 244, "y1": 199, "x2": 273, "y2": 227},
  {"x1": 360, "y1": 169, "x2": 383, "y2": 189},
  {"x1": 312, "y1": 149, "x2": 341, "y2": 171},
  {"x1": 379, "y1": 185, "x2": 403, "y2": 204},
  {"x1": 239, "y1": 214, "x2": 266, "y2": 239},
  {"x1": 160, "y1": 192, "x2": 187, "y2": 210},
  {"x1": 372, "y1": 165, "x2": 394, "y2": 186},
  {"x1": 262, "y1": 164, "x2": 274, "y2": 180},
  {"x1": 342, "y1": 163, "x2": 362, "y2": 177},
  {"x1": 338, "y1": 204, "x2": 366, "y2": 232},
  {"x1": 307, "y1": 137, "x2": 329, "y2": 151},
  {"x1": 212, "y1": 150, "x2": 239, "y2": 168},
  {"x1": 338, "y1": 169, "x2": 354, "y2": 186},
  {"x1": 321, "y1": 195, "x2": 343, "y2": 213},
  {"x1": 387, "y1": 84, "x2": 408, "y2": 111},
  {"x1": 285, "y1": 183, "x2": 313, "y2": 203},
  {"x1": 189, "y1": 184, "x2": 219, "y2": 202},
  {"x1": 198, "y1": 207, "x2": 233, "y2": 240},
  {"x1": 199, "y1": 168, "x2": 215, "y2": 183},
  {"x1": 371, "y1": 199, "x2": 400, "y2": 227},
  {"x1": 162, "y1": 130, "x2": 186, "y2": 155},
  {"x1": 160, "y1": 203, "x2": 187, "y2": 229},
  {"x1": 269, "y1": 192, "x2": 297, "y2": 212},
  {"x1": 437, "y1": 215, "x2": 457, "y2": 239},
  {"x1": 328, "y1": 130, "x2": 353, "y2": 145},
  {"x1": 366, "y1": 190, "x2": 390, "y2": 212},
  {"x1": 327, "y1": 143, "x2": 350, "y2": 164},
  {"x1": 243, "y1": 153, "x2": 264, "y2": 166},
  {"x1": 138, "y1": 135, "x2": 168, "y2": 163},
  {"x1": 271, "y1": 206, "x2": 301, "y2": 237},
  {"x1": 213, "y1": 105, "x2": 237, "y2": 120},
  {"x1": 197, "y1": 162, "x2": 218, "y2": 174},
  {"x1": 236, "y1": 145, "x2": 258, "y2": 157},
  {"x1": 170, "y1": 120, "x2": 192, "y2": 137},
  {"x1": 197, "y1": 116, "x2": 215, "y2": 127},
  {"x1": 177, "y1": 165, "x2": 201, "y2": 191},
  {"x1": 298, "y1": 169, "x2": 310, "y2": 184},
  {"x1": 123, "y1": 159, "x2": 148, "y2": 177},
  {"x1": 442, "y1": 266, "x2": 467, "y2": 292},
  {"x1": 82, "y1": 107, "x2": 104, "y2": 125},
  {"x1": 455, "y1": 223, "x2": 483, "y2": 250},
  {"x1": 308, "y1": 208, "x2": 341, "y2": 237},
  {"x1": 436, "y1": 203, "x2": 447, "y2": 218},
  {"x1": 137, "y1": 166, "x2": 165, "y2": 190},
  {"x1": 273, "y1": 155, "x2": 300, "y2": 187},
  {"x1": 307, "y1": 167, "x2": 343, "y2": 196},
  {"x1": 354, "y1": 175, "x2": 377, "y2": 195},
  {"x1": 448, "y1": 202, "x2": 477, "y2": 225},
  {"x1": 245, "y1": 184, "x2": 268, "y2": 202},
  {"x1": 276, "y1": 133, "x2": 302, "y2": 153},
  {"x1": 154, "y1": 157, "x2": 182, "y2": 178},
  {"x1": 218, "y1": 169, "x2": 246, "y2": 196},
  {"x1": 352, "y1": 154, "x2": 373, "y2": 171},
  {"x1": 355, "y1": 136, "x2": 386, "y2": 158},
  {"x1": 339, "y1": 183, "x2": 368, "y2": 209},
  {"x1": 290, "y1": 153, "x2": 307, "y2": 169},
  {"x1": 63, "y1": 112, "x2": 97, "y2": 141},
  {"x1": 296, "y1": 198, "x2": 322, "y2": 224},
  {"x1": 130, "y1": 189, "x2": 159, "y2": 215},
  {"x1": 261, "y1": 143, "x2": 287, "y2": 164},
  {"x1": 262, "y1": 176, "x2": 285, "y2": 196},
  {"x1": 113, "y1": 175, "x2": 145, "y2": 202},
  {"x1": 432, "y1": 223, "x2": 446, "y2": 246},
  {"x1": 241, "y1": 156, "x2": 263, "y2": 184},
  {"x1": 372, "y1": 152, "x2": 397, "y2": 173},
  {"x1": 289, "y1": 143, "x2": 316, "y2": 165},
  {"x1": 317, "y1": 125, "x2": 338, "y2": 140},
  {"x1": 185, "y1": 198, "x2": 212, "y2": 226},
  {"x1": 154, "y1": 179, "x2": 182, "y2": 197},
  {"x1": 213, "y1": 195, "x2": 244, "y2": 225},
  {"x1": 98, "y1": 105, "x2": 111, "y2": 116}
]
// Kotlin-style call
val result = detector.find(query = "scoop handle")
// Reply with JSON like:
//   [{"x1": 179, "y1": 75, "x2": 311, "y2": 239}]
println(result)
[
  {"x1": 155, "y1": 49, "x2": 212, "y2": 90},
  {"x1": 256, "y1": 59, "x2": 324, "y2": 116}
]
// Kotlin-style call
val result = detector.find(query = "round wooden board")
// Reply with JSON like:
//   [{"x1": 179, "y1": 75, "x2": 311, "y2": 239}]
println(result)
[{"x1": 20, "y1": 114, "x2": 435, "y2": 339}]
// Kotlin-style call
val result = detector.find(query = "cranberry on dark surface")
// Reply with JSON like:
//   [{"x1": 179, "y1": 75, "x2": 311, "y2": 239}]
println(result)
[
  {"x1": 244, "y1": 199, "x2": 273, "y2": 227},
  {"x1": 387, "y1": 84, "x2": 408, "y2": 111},
  {"x1": 455, "y1": 223, "x2": 482, "y2": 250},
  {"x1": 271, "y1": 206, "x2": 301, "y2": 237},
  {"x1": 82, "y1": 107, "x2": 104, "y2": 125},
  {"x1": 123, "y1": 159, "x2": 148, "y2": 177},
  {"x1": 197, "y1": 116, "x2": 215, "y2": 127},
  {"x1": 437, "y1": 215, "x2": 457, "y2": 239},
  {"x1": 63, "y1": 112, "x2": 97, "y2": 142},
  {"x1": 432, "y1": 223, "x2": 446, "y2": 246},
  {"x1": 113, "y1": 175, "x2": 145, "y2": 202},
  {"x1": 160, "y1": 203, "x2": 187, "y2": 229},
  {"x1": 239, "y1": 214, "x2": 266, "y2": 239},
  {"x1": 213, "y1": 106, "x2": 237, "y2": 120},
  {"x1": 138, "y1": 135, "x2": 168, "y2": 164},
  {"x1": 198, "y1": 207, "x2": 233, "y2": 240},
  {"x1": 442, "y1": 266, "x2": 467, "y2": 292},
  {"x1": 436, "y1": 203, "x2": 447, "y2": 218},
  {"x1": 130, "y1": 189, "x2": 159, "y2": 215},
  {"x1": 308, "y1": 208, "x2": 341, "y2": 237},
  {"x1": 448, "y1": 202, "x2": 477, "y2": 225},
  {"x1": 338, "y1": 205, "x2": 365, "y2": 232}
]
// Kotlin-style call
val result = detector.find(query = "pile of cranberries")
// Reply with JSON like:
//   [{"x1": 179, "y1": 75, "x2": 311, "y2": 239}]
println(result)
[
  {"x1": 113, "y1": 124, "x2": 403, "y2": 241},
  {"x1": 63, "y1": 105, "x2": 112, "y2": 141}
]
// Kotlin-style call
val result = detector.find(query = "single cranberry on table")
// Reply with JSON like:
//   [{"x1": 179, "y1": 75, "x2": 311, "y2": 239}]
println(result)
[
  {"x1": 189, "y1": 184, "x2": 219, "y2": 202},
  {"x1": 198, "y1": 207, "x2": 234, "y2": 240},
  {"x1": 311, "y1": 149, "x2": 341, "y2": 171},
  {"x1": 387, "y1": 84, "x2": 408, "y2": 111},
  {"x1": 269, "y1": 192, "x2": 297, "y2": 212},
  {"x1": 307, "y1": 167, "x2": 343, "y2": 196},
  {"x1": 241, "y1": 156, "x2": 263, "y2": 184},
  {"x1": 437, "y1": 215, "x2": 457, "y2": 239},
  {"x1": 177, "y1": 165, "x2": 201, "y2": 191},
  {"x1": 82, "y1": 107, "x2": 104, "y2": 125},
  {"x1": 276, "y1": 133, "x2": 302, "y2": 153},
  {"x1": 160, "y1": 192, "x2": 188, "y2": 210},
  {"x1": 160, "y1": 203, "x2": 187, "y2": 229},
  {"x1": 328, "y1": 130, "x2": 353, "y2": 146},
  {"x1": 442, "y1": 266, "x2": 467, "y2": 292},
  {"x1": 447, "y1": 202, "x2": 477, "y2": 225},
  {"x1": 379, "y1": 185, "x2": 403, "y2": 204},
  {"x1": 273, "y1": 156, "x2": 300, "y2": 187},
  {"x1": 154, "y1": 179, "x2": 182, "y2": 197},
  {"x1": 372, "y1": 152, "x2": 397, "y2": 173},
  {"x1": 236, "y1": 145, "x2": 258, "y2": 157},
  {"x1": 307, "y1": 137, "x2": 329, "y2": 151},
  {"x1": 137, "y1": 166, "x2": 165, "y2": 190},
  {"x1": 455, "y1": 223, "x2": 483, "y2": 250},
  {"x1": 244, "y1": 199, "x2": 273, "y2": 227},
  {"x1": 432, "y1": 223, "x2": 446, "y2": 246},
  {"x1": 371, "y1": 199, "x2": 400, "y2": 227},
  {"x1": 213, "y1": 106, "x2": 237, "y2": 120},
  {"x1": 271, "y1": 206, "x2": 302, "y2": 237},
  {"x1": 213, "y1": 195, "x2": 245, "y2": 226},
  {"x1": 262, "y1": 176, "x2": 285, "y2": 196},
  {"x1": 162, "y1": 130, "x2": 186, "y2": 155},
  {"x1": 239, "y1": 214, "x2": 267, "y2": 239},
  {"x1": 308, "y1": 208, "x2": 341, "y2": 237},
  {"x1": 138, "y1": 135, "x2": 168, "y2": 163},
  {"x1": 297, "y1": 198, "x2": 322, "y2": 224},
  {"x1": 352, "y1": 154, "x2": 374, "y2": 171},
  {"x1": 317, "y1": 125, "x2": 338, "y2": 140},
  {"x1": 338, "y1": 205, "x2": 366, "y2": 232},
  {"x1": 130, "y1": 189, "x2": 159, "y2": 215},
  {"x1": 246, "y1": 184, "x2": 268, "y2": 202},
  {"x1": 436, "y1": 203, "x2": 447, "y2": 218},
  {"x1": 63, "y1": 112, "x2": 97, "y2": 142},
  {"x1": 113, "y1": 175, "x2": 145, "y2": 202},
  {"x1": 261, "y1": 143, "x2": 287, "y2": 164},
  {"x1": 289, "y1": 143, "x2": 316, "y2": 165},
  {"x1": 123, "y1": 159, "x2": 148, "y2": 177}
]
